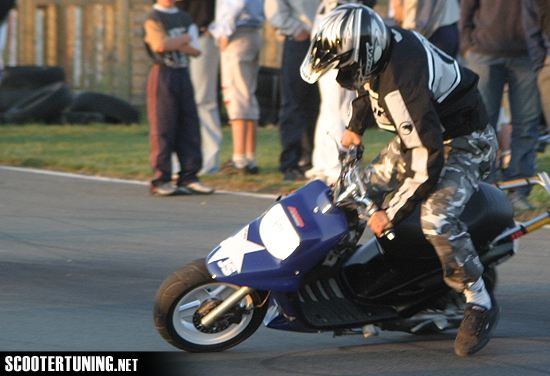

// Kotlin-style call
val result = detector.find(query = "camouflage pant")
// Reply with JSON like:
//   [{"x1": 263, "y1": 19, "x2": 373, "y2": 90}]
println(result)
[{"x1": 366, "y1": 126, "x2": 498, "y2": 292}]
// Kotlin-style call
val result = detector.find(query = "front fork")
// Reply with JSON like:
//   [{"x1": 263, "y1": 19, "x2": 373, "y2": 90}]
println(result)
[{"x1": 200, "y1": 286, "x2": 254, "y2": 327}]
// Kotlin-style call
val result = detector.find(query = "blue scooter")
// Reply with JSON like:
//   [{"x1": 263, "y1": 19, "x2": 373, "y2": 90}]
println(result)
[{"x1": 154, "y1": 145, "x2": 549, "y2": 352}]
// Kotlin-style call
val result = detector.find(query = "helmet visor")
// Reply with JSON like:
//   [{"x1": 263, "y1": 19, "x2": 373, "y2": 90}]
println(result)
[
  {"x1": 300, "y1": 54, "x2": 339, "y2": 84},
  {"x1": 300, "y1": 44, "x2": 354, "y2": 84}
]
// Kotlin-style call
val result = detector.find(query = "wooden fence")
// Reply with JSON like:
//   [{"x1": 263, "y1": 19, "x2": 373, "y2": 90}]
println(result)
[{"x1": 4, "y1": 0, "x2": 283, "y2": 106}]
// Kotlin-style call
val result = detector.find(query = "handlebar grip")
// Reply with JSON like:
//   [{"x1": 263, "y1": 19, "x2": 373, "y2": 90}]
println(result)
[
  {"x1": 380, "y1": 228, "x2": 396, "y2": 241},
  {"x1": 347, "y1": 143, "x2": 364, "y2": 161}
]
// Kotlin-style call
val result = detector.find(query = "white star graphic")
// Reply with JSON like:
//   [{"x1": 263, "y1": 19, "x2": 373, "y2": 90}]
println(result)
[{"x1": 209, "y1": 225, "x2": 265, "y2": 274}]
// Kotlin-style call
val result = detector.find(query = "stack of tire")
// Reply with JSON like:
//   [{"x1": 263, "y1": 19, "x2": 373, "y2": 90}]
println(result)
[{"x1": 0, "y1": 66, "x2": 140, "y2": 125}]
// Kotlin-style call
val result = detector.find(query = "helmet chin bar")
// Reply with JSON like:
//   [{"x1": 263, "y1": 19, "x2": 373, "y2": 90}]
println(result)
[{"x1": 336, "y1": 64, "x2": 369, "y2": 91}]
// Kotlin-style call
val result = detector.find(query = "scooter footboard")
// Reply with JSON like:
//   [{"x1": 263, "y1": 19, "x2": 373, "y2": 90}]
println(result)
[{"x1": 291, "y1": 285, "x2": 399, "y2": 329}]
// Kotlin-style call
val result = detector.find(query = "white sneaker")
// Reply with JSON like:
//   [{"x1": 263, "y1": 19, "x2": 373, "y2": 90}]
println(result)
[
  {"x1": 183, "y1": 181, "x2": 215, "y2": 195},
  {"x1": 151, "y1": 182, "x2": 178, "y2": 196}
]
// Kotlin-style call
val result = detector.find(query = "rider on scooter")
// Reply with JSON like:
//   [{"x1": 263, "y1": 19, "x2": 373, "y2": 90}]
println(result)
[{"x1": 300, "y1": 4, "x2": 500, "y2": 356}]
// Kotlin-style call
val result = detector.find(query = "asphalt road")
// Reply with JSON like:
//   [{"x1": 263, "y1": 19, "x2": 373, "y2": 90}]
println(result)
[{"x1": 1, "y1": 166, "x2": 549, "y2": 375}]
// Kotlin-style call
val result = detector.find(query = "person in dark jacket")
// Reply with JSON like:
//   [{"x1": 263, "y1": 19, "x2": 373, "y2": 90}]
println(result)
[
  {"x1": 301, "y1": 4, "x2": 499, "y2": 356},
  {"x1": 522, "y1": 0, "x2": 550, "y2": 135},
  {"x1": 460, "y1": 0, "x2": 542, "y2": 211}
]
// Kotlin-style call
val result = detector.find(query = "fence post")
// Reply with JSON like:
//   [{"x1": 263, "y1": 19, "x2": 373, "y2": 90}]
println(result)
[
  {"x1": 115, "y1": 0, "x2": 131, "y2": 101},
  {"x1": 17, "y1": 0, "x2": 36, "y2": 64},
  {"x1": 45, "y1": 4, "x2": 58, "y2": 67}
]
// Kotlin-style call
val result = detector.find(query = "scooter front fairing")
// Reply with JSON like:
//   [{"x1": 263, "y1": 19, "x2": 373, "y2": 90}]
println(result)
[{"x1": 206, "y1": 180, "x2": 348, "y2": 292}]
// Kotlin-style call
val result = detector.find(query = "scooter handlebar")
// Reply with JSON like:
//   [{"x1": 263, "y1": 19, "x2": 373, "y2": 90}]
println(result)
[
  {"x1": 337, "y1": 144, "x2": 395, "y2": 241},
  {"x1": 380, "y1": 227, "x2": 396, "y2": 241}
]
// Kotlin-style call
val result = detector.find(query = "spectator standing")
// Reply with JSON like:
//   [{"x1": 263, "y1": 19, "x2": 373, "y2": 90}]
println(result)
[
  {"x1": 305, "y1": 0, "x2": 377, "y2": 185},
  {"x1": 304, "y1": 67, "x2": 355, "y2": 185},
  {"x1": 144, "y1": 0, "x2": 215, "y2": 196},
  {"x1": 176, "y1": 0, "x2": 223, "y2": 175},
  {"x1": 460, "y1": 0, "x2": 542, "y2": 211},
  {"x1": 522, "y1": 0, "x2": 550, "y2": 129},
  {"x1": 390, "y1": 0, "x2": 460, "y2": 58},
  {"x1": 211, "y1": 0, "x2": 265, "y2": 175},
  {"x1": 265, "y1": 0, "x2": 321, "y2": 182}
]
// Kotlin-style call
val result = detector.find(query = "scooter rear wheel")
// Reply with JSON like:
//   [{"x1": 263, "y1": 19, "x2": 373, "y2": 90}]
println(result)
[{"x1": 153, "y1": 258, "x2": 268, "y2": 352}]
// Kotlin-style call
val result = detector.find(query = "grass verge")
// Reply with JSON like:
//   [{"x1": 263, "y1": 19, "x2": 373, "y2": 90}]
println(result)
[{"x1": 1, "y1": 122, "x2": 550, "y2": 219}]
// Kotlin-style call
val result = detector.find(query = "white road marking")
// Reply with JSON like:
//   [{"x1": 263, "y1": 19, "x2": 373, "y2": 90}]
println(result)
[{"x1": 0, "y1": 165, "x2": 278, "y2": 200}]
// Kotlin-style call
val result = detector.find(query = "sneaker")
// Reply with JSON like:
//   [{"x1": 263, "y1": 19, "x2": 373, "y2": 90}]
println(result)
[
  {"x1": 175, "y1": 185, "x2": 192, "y2": 195},
  {"x1": 298, "y1": 159, "x2": 312, "y2": 171},
  {"x1": 507, "y1": 191, "x2": 534, "y2": 211},
  {"x1": 454, "y1": 302, "x2": 500, "y2": 356},
  {"x1": 245, "y1": 165, "x2": 260, "y2": 175},
  {"x1": 151, "y1": 182, "x2": 178, "y2": 197},
  {"x1": 182, "y1": 181, "x2": 215, "y2": 195},
  {"x1": 283, "y1": 168, "x2": 306, "y2": 182},
  {"x1": 219, "y1": 160, "x2": 245, "y2": 175}
]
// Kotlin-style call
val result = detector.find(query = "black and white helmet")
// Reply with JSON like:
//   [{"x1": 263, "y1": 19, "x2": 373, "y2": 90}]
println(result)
[{"x1": 300, "y1": 4, "x2": 391, "y2": 90}]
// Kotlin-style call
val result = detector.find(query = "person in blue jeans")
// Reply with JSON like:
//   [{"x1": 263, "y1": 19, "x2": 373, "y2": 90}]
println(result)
[
  {"x1": 460, "y1": 0, "x2": 542, "y2": 211},
  {"x1": 522, "y1": 0, "x2": 550, "y2": 141},
  {"x1": 265, "y1": 0, "x2": 321, "y2": 182}
]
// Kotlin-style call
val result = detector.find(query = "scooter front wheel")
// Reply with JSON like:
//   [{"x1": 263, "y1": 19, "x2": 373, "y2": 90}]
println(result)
[{"x1": 153, "y1": 258, "x2": 268, "y2": 352}]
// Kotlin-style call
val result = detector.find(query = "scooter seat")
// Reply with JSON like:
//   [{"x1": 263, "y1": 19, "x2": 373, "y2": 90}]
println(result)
[{"x1": 378, "y1": 182, "x2": 515, "y2": 259}]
